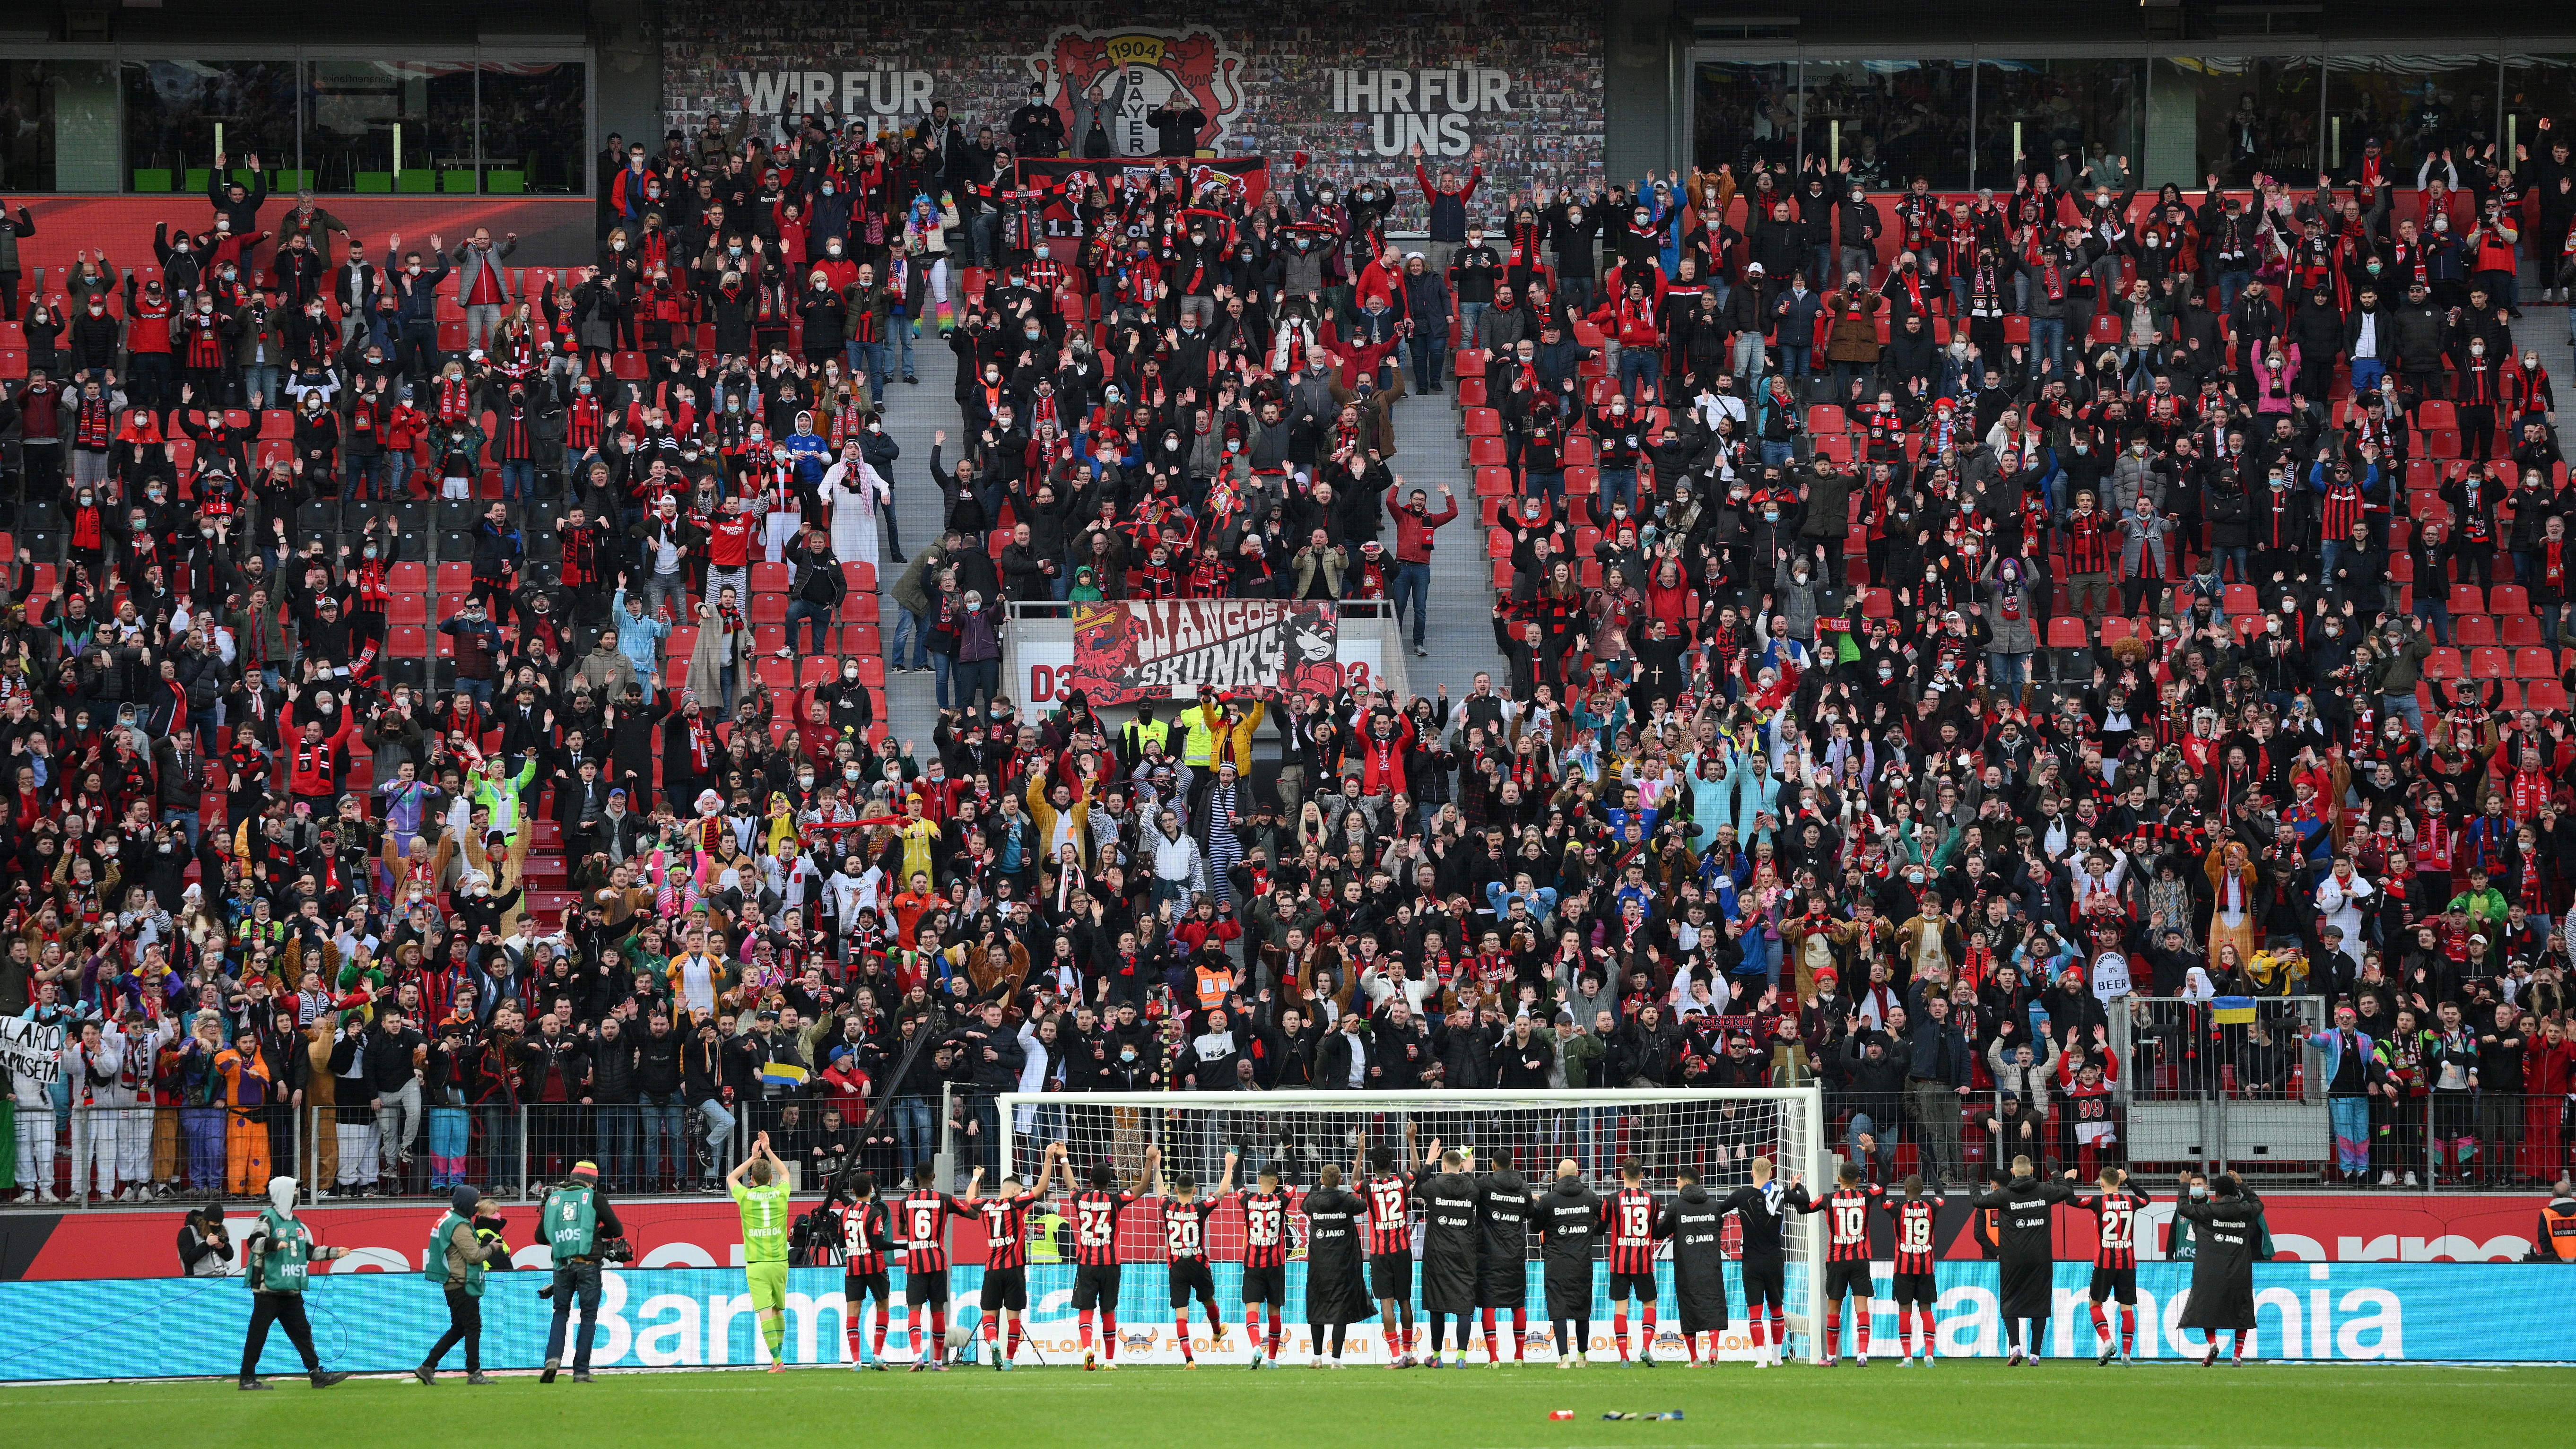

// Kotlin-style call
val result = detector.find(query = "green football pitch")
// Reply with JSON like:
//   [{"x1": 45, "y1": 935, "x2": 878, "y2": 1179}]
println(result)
[{"x1": 2, "y1": 1363, "x2": 2568, "y2": 1448}]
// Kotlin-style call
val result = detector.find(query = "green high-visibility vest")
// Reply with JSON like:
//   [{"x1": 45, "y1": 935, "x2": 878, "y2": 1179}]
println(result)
[
  {"x1": 424, "y1": 1210, "x2": 486, "y2": 1297},
  {"x1": 544, "y1": 1184, "x2": 600, "y2": 1259},
  {"x1": 250, "y1": 1208, "x2": 312, "y2": 1294}
]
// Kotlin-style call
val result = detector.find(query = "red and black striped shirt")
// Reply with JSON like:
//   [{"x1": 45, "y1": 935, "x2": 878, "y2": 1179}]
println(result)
[
  {"x1": 1880, "y1": 1191, "x2": 1942, "y2": 1275},
  {"x1": 1237, "y1": 1189, "x2": 1292, "y2": 1269},
  {"x1": 1362, "y1": 1174, "x2": 1415, "y2": 1258},
  {"x1": 840, "y1": 1200, "x2": 892, "y2": 1276},
  {"x1": 1070, "y1": 1188, "x2": 1142, "y2": 1267},
  {"x1": 1800, "y1": 1184, "x2": 1884, "y2": 1263},
  {"x1": 898, "y1": 1189, "x2": 973, "y2": 1273},
  {"x1": 979, "y1": 1190, "x2": 1041, "y2": 1271},
  {"x1": 2073, "y1": 1187, "x2": 2152, "y2": 1270},
  {"x1": 1605, "y1": 1187, "x2": 1661, "y2": 1275},
  {"x1": 1157, "y1": 1196, "x2": 1219, "y2": 1260}
]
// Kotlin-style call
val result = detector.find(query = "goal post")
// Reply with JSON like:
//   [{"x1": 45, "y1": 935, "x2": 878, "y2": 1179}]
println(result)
[{"x1": 937, "y1": 1086, "x2": 1827, "y2": 1364}]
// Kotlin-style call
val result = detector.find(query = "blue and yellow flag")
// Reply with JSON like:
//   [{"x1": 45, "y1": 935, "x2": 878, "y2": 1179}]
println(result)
[{"x1": 2210, "y1": 996, "x2": 2257, "y2": 1025}]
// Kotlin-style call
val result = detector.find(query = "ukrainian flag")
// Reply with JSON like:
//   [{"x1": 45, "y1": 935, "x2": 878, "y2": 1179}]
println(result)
[
  {"x1": 760, "y1": 1061, "x2": 809, "y2": 1090},
  {"x1": 2210, "y1": 996, "x2": 2257, "y2": 1025}
]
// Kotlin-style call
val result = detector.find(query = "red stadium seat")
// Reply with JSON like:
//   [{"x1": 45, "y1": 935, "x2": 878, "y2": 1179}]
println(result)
[
  {"x1": 2502, "y1": 614, "x2": 2543, "y2": 647},
  {"x1": 2516, "y1": 647, "x2": 2558, "y2": 678},
  {"x1": 2526, "y1": 680, "x2": 2569, "y2": 711},
  {"x1": 750, "y1": 562, "x2": 790, "y2": 594},
  {"x1": 2421, "y1": 647, "x2": 2463, "y2": 679},
  {"x1": 1462, "y1": 407, "x2": 1500, "y2": 437},
  {"x1": 841, "y1": 561, "x2": 877, "y2": 594},
  {"x1": 1456, "y1": 379, "x2": 1487, "y2": 408},
  {"x1": 2045, "y1": 617, "x2": 2089, "y2": 649},
  {"x1": 2489, "y1": 584, "x2": 2530, "y2": 616},
  {"x1": 749, "y1": 594, "x2": 787, "y2": 626},
  {"x1": 2469, "y1": 647, "x2": 2510, "y2": 679},
  {"x1": 2454, "y1": 615, "x2": 2497, "y2": 648},
  {"x1": 2449, "y1": 585, "x2": 2485, "y2": 615},
  {"x1": 1467, "y1": 437, "x2": 1506, "y2": 467}
]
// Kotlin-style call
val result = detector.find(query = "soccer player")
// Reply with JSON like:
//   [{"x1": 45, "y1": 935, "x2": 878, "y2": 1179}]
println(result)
[
  {"x1": 1532, "y1": 1157, "x2": 1601, "y2": 1366},
  {"x1": 976, "y1": 1142, "x2": 1064, "y2": 1370},
  {"x1": 1603, "y1": 1158, "x2": 1662, "y2": 1365},
  {"x1": 1654, "y1": 1166, "x2": 1729, "y2": 1366},
  {"x1": 1715, "y1": 1155, "x2": 1795, "y2": 1366},
  {"x1": 1473, "y1": 1147, "x2": 1534, "y2": 1365},
  {"x1": 896, "y1": 1158, "x2": 983, "y2": 1371},
  {"x1": 2069, "y1": 1166, "x2": 2152, "y2": 1364},
  {"x1": 1072, "y1": 1143, "x2": 1157, "y2": 1370},
  {"x1": 2176, "y1": 1170, "x2": 2263, "y2": 1366},
  {"x1": 1233, "y1": 1155, "x2": 1296, "y2": 1368},
  {"x1": 1359, "y1": 1145, "x2": 1419, "y2": 1366},
  {"x1": 1878, "y1": 1174, "x2": 1944, "y2": 1366},
  {"x1": 727, "y1": 1131, "x2": 795, "y2": 1371},
  {"x1": 1146, "y1": 1148, "x2": 1231, "y2": 1367},
  {"x1": 1794, "y1": 1161, "x2": 1883, "y2": 1366},
  {"x1": 1970, "y1": 1155, "x2": 2072, "y2": 1364},
  {"x1": 1414, "y1": 1140, "x2": 1481, "y2": 1368},
  {"x1": 1300, "y1": 1162, "x2": 1372, "y2": 1367},
  {"x1": 838, "y1": 1171, "x2": 896, "y2": 1370}
]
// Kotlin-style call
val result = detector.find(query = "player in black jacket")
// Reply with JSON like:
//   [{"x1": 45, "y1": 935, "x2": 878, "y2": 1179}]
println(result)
[
  {"x1": 1656, "y1": 1166, "x2": 1731, "y2": 1364},
  {"x1": 2176, "y1": 1170, "x2": 2264, "y2": 1366},
  {"x1": 1299, "y1": 1163, "x2": 1373, "y2": 1367},
  {"x1": 1970, "y1": 1155, "x2": 2074, "y2": 1363},
  {"x1": 1720, "y1": 1155, "x2": 1800, "y2": 1367},
  {"x1": 1532, "y1": 1159, "x2": 1602, "y2": 1365},
  {"x1": 1474, "y1": 1150, "x2": 1534, "y2": 1364},
  {"x1": 1413, "y1": 1141, "x2": 1482, "y2": 1368}
]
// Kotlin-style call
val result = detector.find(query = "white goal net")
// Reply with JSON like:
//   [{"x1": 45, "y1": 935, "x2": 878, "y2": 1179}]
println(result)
[{"x1": 933, "y1": 1087, "x2": 1826, "y2": 1365}]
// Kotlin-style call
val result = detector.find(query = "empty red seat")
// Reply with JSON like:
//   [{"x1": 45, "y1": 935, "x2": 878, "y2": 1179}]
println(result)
[
  {"x1": 2421, "y1": 647, "x2": 2463, "y2": 679},
  {"x1": 2454, "y1": 615, "x2": 2497, "y2": 648},
  {"x1": 750, "y1": 561, "x2": 790, "y2": 594}
]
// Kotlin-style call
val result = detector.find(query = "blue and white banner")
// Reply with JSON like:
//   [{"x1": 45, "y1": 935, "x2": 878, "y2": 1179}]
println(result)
[{"x1": 2, "y1": 1262, "x2": 2569, "y2": 1379}]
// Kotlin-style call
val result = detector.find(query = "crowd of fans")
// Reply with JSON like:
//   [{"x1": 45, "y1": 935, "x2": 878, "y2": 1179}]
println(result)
[{"x1": 2, "y1": 96, "x2": 2576, "y2": 1216}]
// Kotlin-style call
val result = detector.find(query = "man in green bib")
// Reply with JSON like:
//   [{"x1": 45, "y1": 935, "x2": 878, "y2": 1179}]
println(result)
[
  {"x1": 415, "y1": 1183, "x2": 512, "y2": 1383},
  {"x1": 541, "y1": 1160, "x2": 627, "y2": 1383},
  {"x1": 730, "y1": 1130, "x2": 795, "y2": 1369},
  {"x1": 238, "y1": 1176, "x2": 354, "y2": 1390}
]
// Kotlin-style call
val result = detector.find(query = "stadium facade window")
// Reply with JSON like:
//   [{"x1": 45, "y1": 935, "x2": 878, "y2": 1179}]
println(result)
[
  {"x1": 1973, "y1": 59, "x2": 2147, "y2": 195},
  {"x1": 2145, "y1": 55, "x2": 2322, "y2": 187},
  {"x1": 0, "y1": 60, "x2": 119, "y2": 193},
  {"x1": 305, "y1": 61, "x2": 476, "y2": 196},
  {"x1": 476, "y1": 61, "x2": 588, "y2": 194},
  {"x1": 1692, "y1": 61, "x2": 1798, "y2": 175},
  {"x1": 122, "y1": 59, "x2": 300, "y2": 194},
  {"x1": 1797, "y1": 61, "x2": 1975, "y2": 192},
  {"x1": 2501, "y1": 53, "x2": 2576, "y2": 167},
  {"x1": 2323, "y1": 55, "x2": 2500, "y2": 186}
]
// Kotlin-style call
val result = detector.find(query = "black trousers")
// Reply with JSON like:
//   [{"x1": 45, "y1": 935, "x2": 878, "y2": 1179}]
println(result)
[
  {"x1": 242, "y1": 1292, "x2": 323, "y2": 1381},
  {"x1": 426, "y1": 1285, "x2": 483, "y2": 1371}
]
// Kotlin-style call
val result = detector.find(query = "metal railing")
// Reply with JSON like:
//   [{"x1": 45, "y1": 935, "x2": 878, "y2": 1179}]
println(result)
[
  {"x1": 1004, "y1": 599, "x2": 1396, "y2": 622},
  {"x1": 2108, "y1": 996, "x2": 2330, "y2": 1183}
]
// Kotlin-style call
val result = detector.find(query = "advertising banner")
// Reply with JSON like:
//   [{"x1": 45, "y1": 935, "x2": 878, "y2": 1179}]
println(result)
[
  {"x1": 0, "y1": 1191, "x2": 2550, "y2": 1283},
  {"x1": 661, "y1": 4, "x2": 1605, "y2": 229},
  {"x1": 1053, "y1": 599, "x2": 1340, "y2": 705},
  {"x1": 0, "y1": 1261, "x2": 2569, "y2": 1378},
  {"x1": 0, "y1": 1018, "x2": 63, "y2": 1086}
]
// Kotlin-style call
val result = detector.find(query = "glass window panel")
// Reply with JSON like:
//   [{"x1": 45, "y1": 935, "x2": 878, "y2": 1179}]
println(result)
[
  {"x1": 1693, "y1": 61, "x2": 1798, "y2": 174},
  {"x1": 2503, "y1": 56, "x2": 2576, "y2": 259},
  {"x1": 305, "y1": 61, "x2": 475, "y2": 193},
  {"x1": 122, "y1": 61, "x2": 299, "y2": 191},
  {"x1": 477, "y1": 62, "x2": 587, "y2": 194},
  {"x1": 2147, "y1": 56, "x2": 2319, "y2": 189},
  {"x1": 2324, "y1": 56, "x2": 2498, "y2": 188},
  {"x1": 0, "y1": 60, "x2": 119, "y2": 193},
  {"x1": 1975, "y1": 60, "x2": 2146, "y2": 195},
  {"x1": 1799, "y1": 61, "x2": 1973, "y2": 192}
]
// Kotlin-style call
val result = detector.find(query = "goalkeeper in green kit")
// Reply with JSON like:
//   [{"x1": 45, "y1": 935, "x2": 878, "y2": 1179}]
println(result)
[{"x1": 730, "y1": 1131, "x2": 796, "y2": 1370}]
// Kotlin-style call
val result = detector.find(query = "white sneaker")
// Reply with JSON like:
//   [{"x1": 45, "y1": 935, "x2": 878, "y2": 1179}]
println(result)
[
  {"x1": 2403, "y1": 1171, "x2": 2420, "y2": 1188},
  {"x1": 1310, "y1": 1355, "x2": 1323, "y2": 1370},
  {"x1": 2379, "y1": 1170, "x2": 2397, "y2": 1187}
]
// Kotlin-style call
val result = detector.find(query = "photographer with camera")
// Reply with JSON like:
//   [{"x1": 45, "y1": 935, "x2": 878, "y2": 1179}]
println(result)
[
  {"x1": 238, "y1": 1176, "x2": 354, "y2": 1391},
  {"x1": 538, "y1": 1159, "x2": 629, "y2": 1383},
  {"x1": 413, "y1": 1184, "x2": 514, "y2": 1385},
  {"x1": 179, "y1": 1201, "x2": 237, "y2": 1277}
]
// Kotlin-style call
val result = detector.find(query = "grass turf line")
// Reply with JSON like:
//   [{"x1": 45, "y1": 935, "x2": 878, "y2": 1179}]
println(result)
[{"x1": 0, "y1": 1364, "x2": 2569, "y2": 1448}]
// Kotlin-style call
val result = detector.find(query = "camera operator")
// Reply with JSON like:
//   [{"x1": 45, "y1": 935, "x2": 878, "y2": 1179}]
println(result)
[
  {"x1": 179, "y1": 1202, "x2": 237, "y2": 1277},
  {"x1": 414, "y1": 1183, "x2": 513, "y2": 1384},
  {"x1": 538, "y1": 1159, "x2": 627, "y2": 1383}
]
